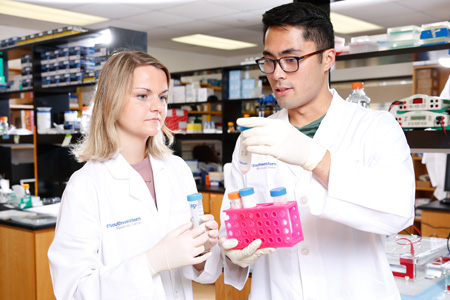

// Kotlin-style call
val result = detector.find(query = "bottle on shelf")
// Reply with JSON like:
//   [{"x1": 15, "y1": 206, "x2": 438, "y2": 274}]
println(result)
[
  {"x1": 0, "y1": 116, "x2": 9, "y2": 135},
  {"x1": 20, "y1": 183, "x2": 32, "y2": 209},
  {"x1": 345, "y1": 82, "x2": 371, "y2": 108},
  {"x1": 80, "y1": 106, "x2": 92, "y2": 134}
]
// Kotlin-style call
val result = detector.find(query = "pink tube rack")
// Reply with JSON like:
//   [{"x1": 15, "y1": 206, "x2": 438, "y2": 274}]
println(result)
[{"x1": 223, "y1": 201, "x2": 303, "y2": 249}]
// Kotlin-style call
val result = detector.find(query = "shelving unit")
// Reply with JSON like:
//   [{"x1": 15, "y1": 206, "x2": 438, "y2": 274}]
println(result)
[
  {"x1": 169, "y1": 43, "x2": 450, "y2": 167},
  {"x1": 0, "y1": 27, "x2": 147, "y2": 197},
  {"x1": 170, "y1": 64, "x2": 272, "y2": 164}
]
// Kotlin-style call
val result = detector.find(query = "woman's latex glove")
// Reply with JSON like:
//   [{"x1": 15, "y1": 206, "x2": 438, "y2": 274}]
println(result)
[
  {"x1": 147, "y1": 221, "x2": 211, "y2": 276},
  {"x1": 237, "y1": 117, "x2": 327, "y2": 171},
  {"x1": 201, "y1": 214, "x2": 219, "y2": 252},
  {"x1": 219, "y1": 237, "x2": 275, "y2": 268}
]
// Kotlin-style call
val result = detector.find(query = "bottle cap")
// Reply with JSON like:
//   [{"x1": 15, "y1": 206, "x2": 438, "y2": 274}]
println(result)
[
  {"x1": 270, "y1": 187, "x2": 287, "y2": 197},
  {"x1": 352, "y1": 82, "x2": 363, "y2": 89},
  {"x1": 187, "y1": 192, "x2": 202, "y2": 202},
  {"x1": 228, "y1": 191, "x2": 241, "y2": 200},
  {"x1": 22, "y1": 183, "x2": 30, "y2": 189},
  {"x1": 82, "y1": 106, "x2": 90, "y2": 111},
  {"x1": 0, "y1": 116, "x2": 7, "y2": 121},
  {"x1": 239, "y1": 187, "x2": 254, "y2": 197}
]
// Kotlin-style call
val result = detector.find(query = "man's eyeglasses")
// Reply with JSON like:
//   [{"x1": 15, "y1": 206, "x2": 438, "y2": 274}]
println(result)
[{"x1": 255, "y1": 48, "x2": 332, "y2": 74}]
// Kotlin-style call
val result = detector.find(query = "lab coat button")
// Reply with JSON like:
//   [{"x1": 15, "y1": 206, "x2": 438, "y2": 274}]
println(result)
[
  {"x1": 300, "y1": 197, "x2": 308, "y2": 204},
  {"x1": 301, "y1": 247, "x2": 310, "y2": 255}
]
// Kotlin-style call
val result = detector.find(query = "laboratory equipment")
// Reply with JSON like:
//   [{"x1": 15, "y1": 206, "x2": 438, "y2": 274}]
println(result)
[
  {"x1": 239, "y1": 141, "x2": 252, "y2": 175},
  {"x1": 396, "y1": 94, "x2": 450, "y2": 112},
  {"x1": 0, "y1": 116, "x2": 9, "y2": 135},
  {"x1": 80, "y1": 106, "x2": 91, "y2": 134},
  {"x1": 20, "y1": 183, "x2": 32, "y2": 209},
  {"x1": 444, "y1": 262, "x2": 450, "y2": 294},
  {"x1": 345, "y1": 82, "x2": 370, "y2": 108},
  {"x1": 239, "y1": 187, "x2": 256, "y2": 208},
  {"x1": 228, "y1": 191, "x2": 242, "y2": 209},
  {"x1": 394, "y1": 110, "x2": 449, "y2": 129},
  {"x1": 223, "y1": 201, "x2": 303, "y2": 249},
  {"x1": 36, "y1": 107, "x2": 52, "y2": 134},
  {"x1": 270, "y1": 187, "x2": 287, "y2": 205},
  {"x1": 187, "y1": 192, "x2": 205, "y2": 227}
]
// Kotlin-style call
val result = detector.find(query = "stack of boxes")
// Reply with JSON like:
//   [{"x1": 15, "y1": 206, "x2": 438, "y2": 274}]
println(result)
[
  {"x1": 170, "y1": 82, "x2": 216, "y2": 103},
  {"x1": 40, "y1": 46, "x2": 101, "y2": 87},
  {"x1": 228, "y1": 70, "x2": 262, "y2": 100},
  {"x1": 415, "y1": 68, "x2": 440, "y2": 96},
  {"x1": 420, "y1": 21, "x2": 450, "y2": 46}
]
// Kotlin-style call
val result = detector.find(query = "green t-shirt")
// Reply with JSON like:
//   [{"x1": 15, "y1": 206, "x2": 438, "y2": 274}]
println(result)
[{"x1": 294, "y1": 115, "x2": 326, "y2": 138}]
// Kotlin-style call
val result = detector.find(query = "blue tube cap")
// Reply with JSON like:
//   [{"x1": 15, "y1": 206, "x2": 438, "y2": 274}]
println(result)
[
  {"x1": 239, "y1": 187, "x2": 255, "y2": 197},
  {"x1": 187, "y1": 192, "x2": 202, "y2": 201},
  {"x1": 270, "y1": 187, "x2": 287, "y2": 197}
]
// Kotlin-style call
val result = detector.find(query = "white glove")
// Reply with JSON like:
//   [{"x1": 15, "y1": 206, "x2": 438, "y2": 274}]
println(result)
[
  {"x1": 219, "y1": 237, "x2": 275, "y2": 268},
  {"x1": 200, "y1": 214, "x2": 219, "y2": 252},
  {"x1": 147, "y1": 221, "x2": 211, "y2": 276},
  {"x1": 237, "y1": 117, "x2": 327, "y2": 171}
]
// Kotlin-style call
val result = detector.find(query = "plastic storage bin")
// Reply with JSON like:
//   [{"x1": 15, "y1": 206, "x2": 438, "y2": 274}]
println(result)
[
  {"x1": 420, "y1": 21, "x2": 450, "y2": 46},
  {"x1": 349, "y1": 35, "x2": 379, "y2": 54},
  {"x1": 387, "y1": 25, "x2": 421, "y2": 49},
  {"x1": 223, "y1": 201, "x2": 303, "y2": 249}
]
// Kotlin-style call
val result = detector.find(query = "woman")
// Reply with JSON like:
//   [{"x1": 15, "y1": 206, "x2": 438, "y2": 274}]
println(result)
[{"x1": 48, "y1": 51, "x2": 222, "y2": 299}]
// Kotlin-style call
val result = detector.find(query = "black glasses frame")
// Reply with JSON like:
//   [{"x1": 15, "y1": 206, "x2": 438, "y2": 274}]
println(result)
[{"x1": 255, "y1": 48, "x2": 332, "y2": 74}]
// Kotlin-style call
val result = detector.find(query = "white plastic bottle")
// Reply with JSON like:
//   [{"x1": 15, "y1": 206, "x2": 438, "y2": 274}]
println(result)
[
  {"x1": 0, "y1": 116, "x2": 9, "y2": 135},
  {"x1": 228, "y1": 191, "x2": 243, "y2": 209},
  {"x1": 80, "y1": 106, "x2": 91, "y2": 134},
  {"x1": 346, "y1": 82, "x2": 371, "y2": 108},
  {"x1": 239, "y1": 187, "x2": 256, "y2": 208},
  {"x1": 270, "y1": 187, "x2": 287, "y2": 205},
  {"x1": 187, "y1": 192, "x2": 205, "y2": 227}
]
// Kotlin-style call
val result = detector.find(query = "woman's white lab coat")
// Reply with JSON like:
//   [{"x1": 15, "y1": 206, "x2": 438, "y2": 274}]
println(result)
[
  {"x1": 48, "y1": 153, "x2": 222, "y2": 299},
  {"x1": 220, "y1": 90, "x2": 415, "y2": 300}
]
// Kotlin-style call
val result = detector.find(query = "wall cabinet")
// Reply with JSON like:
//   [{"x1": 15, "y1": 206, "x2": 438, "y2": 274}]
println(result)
[{"x1": 0, "y1": 27, "x2": 146, "y2": 197}]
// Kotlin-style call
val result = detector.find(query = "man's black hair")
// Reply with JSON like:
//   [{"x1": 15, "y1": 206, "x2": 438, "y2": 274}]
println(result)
[{"x1": 262, "y1": 2, "x2": 335, "y2": 52}]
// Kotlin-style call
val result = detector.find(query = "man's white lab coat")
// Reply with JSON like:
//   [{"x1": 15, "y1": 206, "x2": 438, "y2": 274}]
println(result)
[
  {"x1": 48, "y1": 153, "x2": 222, "y2": 299},
  {"x1": 220, "y1": 89, "x2": 415, "y2": 300}
]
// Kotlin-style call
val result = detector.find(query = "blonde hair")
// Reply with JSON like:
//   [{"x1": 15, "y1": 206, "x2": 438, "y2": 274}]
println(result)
[{"x1": 72, "y1": 51, "x2": 173, "y2": 162}]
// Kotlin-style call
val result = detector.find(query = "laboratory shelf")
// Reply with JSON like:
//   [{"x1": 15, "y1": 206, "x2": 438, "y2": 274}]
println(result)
[
  {"x1": 404, "y1": 130, "x2": 450, "y2": 151},
  {"x1": 174, "y1": 133, "x2": 223, "y2": 140},
  {"x1": 0, "y1": 134, "x2": 33, "y2": 145},
  {"x1": 35, "y1": 133, "x2": 82, "y2": 145},
  {"x1": 336, "y1": 43, "x2": 450, "y2": 61}
]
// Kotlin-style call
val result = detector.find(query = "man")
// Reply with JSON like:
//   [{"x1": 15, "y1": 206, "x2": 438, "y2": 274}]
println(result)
[{"x1": 218, "y1": 2, "x2": 415, "y2": 300}]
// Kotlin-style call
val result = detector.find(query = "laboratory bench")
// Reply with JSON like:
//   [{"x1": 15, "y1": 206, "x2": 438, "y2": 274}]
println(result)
[
  {"x1": 418, "y1": 200, "x2": 450, "y2": 238},
  {"x1": 0, "y1": 205, "x2": 56, "y2": 300}
]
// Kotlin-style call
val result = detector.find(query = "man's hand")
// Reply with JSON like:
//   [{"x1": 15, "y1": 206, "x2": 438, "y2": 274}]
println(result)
[
  {"x1": 237, "y1": 117, "x2": 327, "y2": 171},
  {"x1": 219, "y1": 237, "x2": 275, "y2": 268}
]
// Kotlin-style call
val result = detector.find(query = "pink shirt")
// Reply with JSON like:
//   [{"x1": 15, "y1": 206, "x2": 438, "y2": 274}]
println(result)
[{"x1": 131, "y1": 156, "x2": 157, "y2": 207}]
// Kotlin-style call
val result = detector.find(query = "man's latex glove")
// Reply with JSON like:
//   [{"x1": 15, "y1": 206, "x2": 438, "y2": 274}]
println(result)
[
  {"x1": 237, "y1": 117, "x2": 327, "y2": 171},
  {"x1": 219, "y1": 237, "x2": 275, "y2": 268},
  {"x1": 147, "y1": 221, "x2": 211, "y2": 276},
  {"x1": 201, "y1": 214, "x2": 219, "y2": 252}
]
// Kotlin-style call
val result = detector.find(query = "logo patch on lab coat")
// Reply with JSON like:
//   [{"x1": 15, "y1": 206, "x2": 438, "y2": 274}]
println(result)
[
  {"x1": 252, "y1": 161, "x2": 277, "y2": 170},
  {"x1": 106, "y1": 217, "x2": 142, "y2": 230}
]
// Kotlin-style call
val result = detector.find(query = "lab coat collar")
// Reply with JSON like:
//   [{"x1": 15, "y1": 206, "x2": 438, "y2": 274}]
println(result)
[
  {"x1": 103, "y1": 154, "x2": 167, "y2": 210},
  {"x1": 313, "y1": 89, "x2": 346, "y2": 149}
]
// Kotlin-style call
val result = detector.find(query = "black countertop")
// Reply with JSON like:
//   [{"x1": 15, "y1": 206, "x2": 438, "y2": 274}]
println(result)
[
  {"x1": 0, "y1": 204, "x2": 56, "y2": 231},
  {"x1": 417, "y1": 200, "x2": 450, "y2": 212}
]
